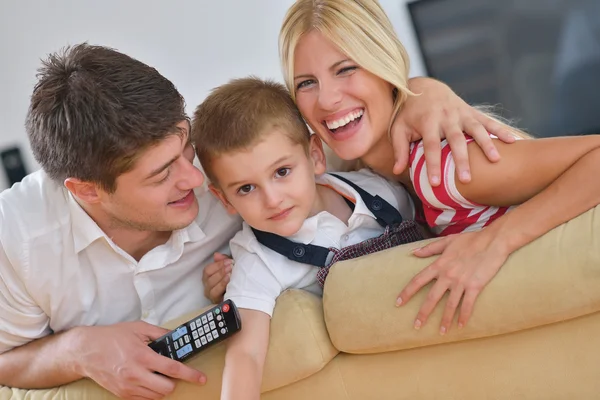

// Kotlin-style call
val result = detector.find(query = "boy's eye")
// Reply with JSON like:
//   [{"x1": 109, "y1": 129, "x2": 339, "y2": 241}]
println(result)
[
  {"x1": 275, "y1": 168, "x2": 291, "y2": 178},
  {"x1": 237, "y1": 184, "x2": 255, "y2": 195},
  {"x1": 296, "y1": 79, "x2": 315, "y2": 91}
]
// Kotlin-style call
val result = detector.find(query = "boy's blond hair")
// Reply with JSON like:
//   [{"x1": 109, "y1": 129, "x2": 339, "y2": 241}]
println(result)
[{"x1": 192, "y1": 77, "x2": 312, "y2": 186}]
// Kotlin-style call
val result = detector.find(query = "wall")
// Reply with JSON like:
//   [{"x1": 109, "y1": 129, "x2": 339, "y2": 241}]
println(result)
[{"x1": 0, "y1": 0, "x2": 425, "y2": 191}]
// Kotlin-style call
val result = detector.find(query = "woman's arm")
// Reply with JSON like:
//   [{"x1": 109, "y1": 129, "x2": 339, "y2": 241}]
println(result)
[
  {"x1": 393, "y1": 77, "x2": 517, "y2": 186},
  {"x1": 397, "y1": 134, "x2": 600, "y2": 335},
  {"x1": 221, "y1": 309, "x2": 270, "y2": 400}
]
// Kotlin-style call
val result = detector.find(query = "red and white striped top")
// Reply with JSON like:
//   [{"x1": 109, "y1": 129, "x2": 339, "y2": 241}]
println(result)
[{"x1": 409, "y1": 136, "x2": 512, "y2": 236}]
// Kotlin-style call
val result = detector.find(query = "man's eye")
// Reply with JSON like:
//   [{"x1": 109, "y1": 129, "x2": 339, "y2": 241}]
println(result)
[
  {"x1": 275, "y1": 168, "x2": 291, "y2": 178},
  {"x1": 157, "y1": 170, "x2": 170, "y2": 184},
  {"x1": 237, "y1": 184, "x2": 255, "y2": 195}
]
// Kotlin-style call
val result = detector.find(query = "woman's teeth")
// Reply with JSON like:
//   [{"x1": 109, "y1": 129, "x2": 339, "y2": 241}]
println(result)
[{"x1": 325, "y1": 109, "x2": 364, "y2": 130}]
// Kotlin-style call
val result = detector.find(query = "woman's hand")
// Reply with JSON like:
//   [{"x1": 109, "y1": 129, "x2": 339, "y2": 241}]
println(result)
[
  {"x1": 396, "y1": 228, "x2": 511, "y2": 335},
  {"x1": 391, "y1": 77, "x2": 516, "y2": 186}
]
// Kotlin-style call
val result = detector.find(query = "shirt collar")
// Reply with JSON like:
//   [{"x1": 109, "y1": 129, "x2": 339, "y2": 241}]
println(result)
[
  {"x1": 68, "y1": 191, "x2": 108, "y2": 253},
  {"x1": 286, "y1": 173, "x2": 376, "y2": 245}
]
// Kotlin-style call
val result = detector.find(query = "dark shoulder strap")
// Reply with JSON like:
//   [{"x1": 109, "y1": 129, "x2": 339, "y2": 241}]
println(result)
[
  {"x1": 329, "y1": 173, "x2": 403, "y2": 227},
  {"x1": 251, "y1": 228, "x2": 330, "y2": 267}
]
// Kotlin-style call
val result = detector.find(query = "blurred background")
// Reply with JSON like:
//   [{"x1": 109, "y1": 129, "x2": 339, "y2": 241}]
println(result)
[{"x1": 1, "y1": 0, "x2": 599, "y2": 191}]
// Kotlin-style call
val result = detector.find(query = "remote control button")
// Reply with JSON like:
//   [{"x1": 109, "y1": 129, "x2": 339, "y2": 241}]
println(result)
[
  {"x1": 184, "y1": 335, "x2": 190, "y2": 344},
  {"x1": 222, "y1": 304, "x2": 230, "y2": 313},
  {"x1": 178, "y1": 338, "x2": 184, "y2": 347},
  {"x1": 201, "y1": 336, "x2": 207, "y2": 345},
  {"x1": 166, "y1": 337, "x2": 171, "y2": 344},
  {"x1": 221, "y1": 328, "x2": 226, "y2": 334},
  {"x1": 201, "y1": 316, "x2": 208, "y2": 324},
  {"x1": 174, "y1": 341, "x2": 179, "y2": 350},
  {"x1": 218, "y1": 321, "x2": 224, "y2": 328},
  {"x1": 206, "y1": 333, "x2": 213, "y2": 342},
  {"x1": 203, "y1": 324, "x2": 209, "y2": 332},
  {"x1": 215, "y1": 308, "x2": 220, "y2": 315},
  {"x1": 191, "y1": 321, "x2": 196, "y2": 330},
  {"x1": 195, "y1": 339, "x2": 201, "y2": 348},
  {"x1": 207, "y1": 313, "x2": 214, "y2": 321},
  {"x1": 198, "y1": 327, "x2": 204, "y2": 335},
  {"x1": 195, "y1": 318, "x2": 202, "y2": 327},
  {"x1": 212, "y1": 329, "x2": 219, "y2": 339},
  {"x1": 217, "y1": 315, "x2": 222, "y2": 321},
  {"x1": 192, "y1": 330, "x2": 199, "y2": 340},
  {"x1": 209, "y1": 321, "x2": 216, "y2": 330}
]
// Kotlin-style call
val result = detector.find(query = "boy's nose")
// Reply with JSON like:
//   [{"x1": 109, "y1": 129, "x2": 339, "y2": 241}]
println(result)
[{"x1": 263, "y1": 187, "x2": 283, "y2": 209}]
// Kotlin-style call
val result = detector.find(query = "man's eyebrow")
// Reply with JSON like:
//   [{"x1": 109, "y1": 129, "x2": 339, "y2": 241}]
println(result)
[
  {"x1": 293, "y1": 59, "x2": 351, "y2": 80},
  {"x1": 145, "y1": 130, "x2": 190, "y2": 180},
  {"x1": 226, "y1": 155, "x2": 291, "y2": 189}
]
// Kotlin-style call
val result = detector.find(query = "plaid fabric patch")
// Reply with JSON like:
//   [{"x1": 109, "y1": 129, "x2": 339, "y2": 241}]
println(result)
[{"x1": 316, "y1": 220, "x2": 424, "y2": 288}]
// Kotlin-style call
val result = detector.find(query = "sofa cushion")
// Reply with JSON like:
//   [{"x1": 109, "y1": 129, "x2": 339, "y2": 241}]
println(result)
[
  {"x1": 1, "y1": 289, "x2": 337, "y2": 400},
  {"x1": 323, "y1": 205, "x2": 600, "y2": 354}
]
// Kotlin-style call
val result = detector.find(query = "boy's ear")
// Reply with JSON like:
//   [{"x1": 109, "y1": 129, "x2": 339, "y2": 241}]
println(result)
[
  {"x1": 309, "y1": 134, "x2": 327, "y2": 175},
  {"x1": 209, "y1": 184, "x2": 238, "y2": 215},
  {"x1": 64, "y1": 178, "x2": 102, "y2": 204}
]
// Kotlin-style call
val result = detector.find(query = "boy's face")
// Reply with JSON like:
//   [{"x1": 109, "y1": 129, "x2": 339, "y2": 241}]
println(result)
[{"x1": 210, "y1": 130, "x2": 327, "y2": 237}]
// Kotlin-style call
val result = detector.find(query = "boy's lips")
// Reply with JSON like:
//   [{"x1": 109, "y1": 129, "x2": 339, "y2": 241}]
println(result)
[{"x1": 269, "y1": 206, "x2": 294, "y2": 221}]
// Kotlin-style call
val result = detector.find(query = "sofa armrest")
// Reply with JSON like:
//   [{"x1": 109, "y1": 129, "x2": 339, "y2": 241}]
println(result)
[
  {"x1": 0, "y1": 290, "x2": 337, "y2": 400},
  {"x1": 323, "y1": 206, "x2": 600, "y2": 354}
]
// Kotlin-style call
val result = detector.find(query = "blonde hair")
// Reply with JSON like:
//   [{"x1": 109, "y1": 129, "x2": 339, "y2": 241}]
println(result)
[
  {"x1": 191, "y1": 77, "x2": 311, "y2": 186},
  {"x1": 280, "y1": 0, "x2": 414, "y2": 135},
  {"x1": 279, "y1": 0, "x2": 529, "y2": 140}
]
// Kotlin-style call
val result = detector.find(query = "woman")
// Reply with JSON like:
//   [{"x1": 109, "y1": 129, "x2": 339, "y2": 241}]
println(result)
[{"x1": 279, "y1": 0, "x2": 600, "y2": 334}]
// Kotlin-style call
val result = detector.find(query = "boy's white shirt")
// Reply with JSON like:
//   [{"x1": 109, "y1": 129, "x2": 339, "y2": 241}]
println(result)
[{"x1": 224, "y1": 168, "x2": 415, "y2": 317}]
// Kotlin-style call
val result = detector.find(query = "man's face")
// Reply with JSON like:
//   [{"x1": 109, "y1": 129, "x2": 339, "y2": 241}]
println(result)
[{"x1": 97, "y1": 121, "x2": 204, "y2": 232}]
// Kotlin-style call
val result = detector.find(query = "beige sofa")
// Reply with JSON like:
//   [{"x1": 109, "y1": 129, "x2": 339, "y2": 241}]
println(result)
[{"x1": 2, "y1": 203, "x2": 600, "y2": 399}]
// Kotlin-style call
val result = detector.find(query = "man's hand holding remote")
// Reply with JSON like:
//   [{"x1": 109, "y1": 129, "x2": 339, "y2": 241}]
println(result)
[
  {"x1": 72, "y1": 321, "x2": 207, "y2": 399},
  {"x1": 0, "y1": 321, "x2": 206, "y2": 400}
]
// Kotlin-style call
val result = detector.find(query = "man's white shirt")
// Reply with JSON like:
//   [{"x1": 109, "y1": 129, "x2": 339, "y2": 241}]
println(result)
[
  {"x1": 0, "y1": 170, "x2": 241, "y2": 354},
  {"x1": 224, "y1": 169, "x2": 415, "y2": 317}
]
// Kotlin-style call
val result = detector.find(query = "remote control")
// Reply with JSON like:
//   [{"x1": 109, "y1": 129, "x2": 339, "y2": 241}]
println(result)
[{"x1": 148, "y1": 299, "x2": 242, "y2": 362}]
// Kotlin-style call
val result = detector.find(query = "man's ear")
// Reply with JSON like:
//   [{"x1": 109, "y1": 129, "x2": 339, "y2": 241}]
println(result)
[
  {"x1": 309, "y1": 134, "x2": 327, "y2": 175},
  {"x1": 209, "y1": 184, "x2": 238, "y2": 215},
  {"x1": 64, "y1": 178, "x2": 102, "y2": 204}
]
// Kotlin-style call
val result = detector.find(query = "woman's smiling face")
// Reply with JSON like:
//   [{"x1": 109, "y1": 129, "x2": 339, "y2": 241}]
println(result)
[{"x1": 293, "y1": 30, "x2": 395, "y2": 162}]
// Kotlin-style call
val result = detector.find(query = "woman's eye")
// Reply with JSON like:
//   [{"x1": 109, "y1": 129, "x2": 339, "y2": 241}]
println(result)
[
  {"x1": 296, "y1": 79, "x2": 315, "y2": 90},
  {"x1": 275, "y1": 168, "x2": 291, "y2": 178},
  {"x1": 237, "y1": 184, "x2": 255, "y2": 195},
  {"x1": 337, "y1": 66, "x2": 357, "y2": 75}
]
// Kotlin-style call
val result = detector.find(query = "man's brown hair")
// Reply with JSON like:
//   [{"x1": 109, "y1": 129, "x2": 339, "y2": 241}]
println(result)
[
  {"x1": 191, "y1": 77, "x2": 310, "y2": 186},
  {"x1": 26, "y1": 43, "x2": 187, "y2": 192}
]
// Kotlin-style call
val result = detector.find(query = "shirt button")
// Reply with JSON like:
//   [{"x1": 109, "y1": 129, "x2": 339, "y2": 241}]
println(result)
[
  {"x1": 343, "y1": 234, "x2": 350, "y2": 241},
  {"x1": 142, "y1": 310, "x2": 150, "y2": 319}
]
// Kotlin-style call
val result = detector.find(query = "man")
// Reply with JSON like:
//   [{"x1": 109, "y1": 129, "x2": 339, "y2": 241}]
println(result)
[
  {"x1": 0, "y1": 43, "x2": 507, "y2": 400},
  {"x1": 0, "y1": 43, "x2": 241, "y2": 399}
]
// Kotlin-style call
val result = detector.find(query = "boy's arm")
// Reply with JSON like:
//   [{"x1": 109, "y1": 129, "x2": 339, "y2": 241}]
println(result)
[{"x1": 221, "y1": 309, "x2": 270, "y2": 400}]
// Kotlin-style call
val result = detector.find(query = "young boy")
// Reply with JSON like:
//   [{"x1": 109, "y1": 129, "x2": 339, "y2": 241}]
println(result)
[{"x1": 191, "y1": 77, "x2": 423, "y2": 400}]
